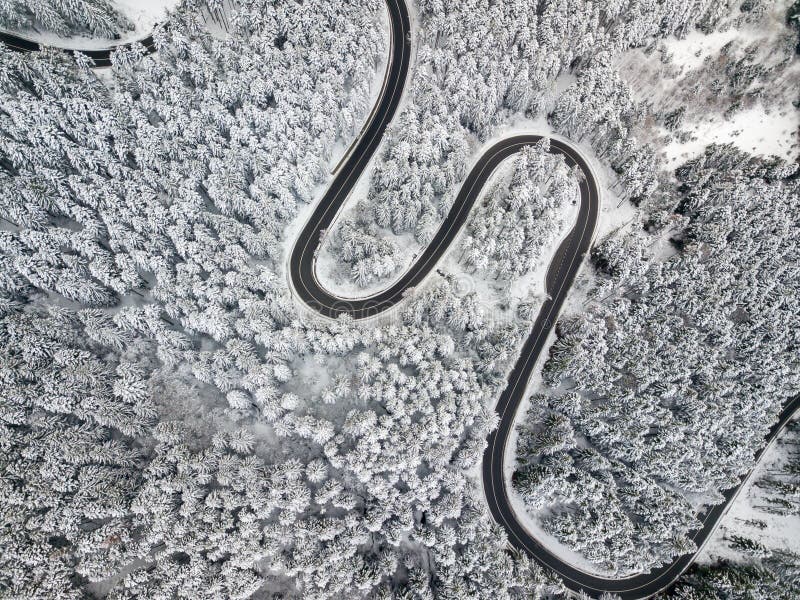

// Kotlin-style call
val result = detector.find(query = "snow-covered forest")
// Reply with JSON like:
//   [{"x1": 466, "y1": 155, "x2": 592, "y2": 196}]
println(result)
[
  {"x1": 513, "y1": 144, "x2": 799, "y2": 574},
  {"x1": 671, "y1": 420, "x2": 800, "y2": 599},
  {"x1": 0, "y1": 0, "x2": 132, "y2": 39},
  {"x1": 1, "y1": 0, "x2": 799, "y2": 597},
  {"x1": 0, "y1": 1, "x2": 563, "y2": 597},
  {"x1": 458, "y1": 140, "x2": 577, "y2": 281},
  {"x1": 320, "y1": 0, "x2": 729, "y2": 290}
]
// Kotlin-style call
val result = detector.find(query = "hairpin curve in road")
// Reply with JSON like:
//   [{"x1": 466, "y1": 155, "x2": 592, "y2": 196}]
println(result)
[{"x1": 5, "y1": 3, "x2": 797, "y2": 597}]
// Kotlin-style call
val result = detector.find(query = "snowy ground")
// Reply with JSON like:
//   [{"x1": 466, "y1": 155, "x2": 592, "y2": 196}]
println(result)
[
  {"x1": 111, "y1": 0, "x2": 177, "y2": 38},
  {"x1": 698, "y1": 418, "x2": 800, "y2": 565},
  {"x1": 662, "y1": 106, "x2": 799, "y2": 165},
  {"x1": 662, "y1": 0, "x2": 796, "y2": 74},
  {"x1": 662, "y1": 28, "x2": 743, "y2": 72},
  {"x1": 6, "y1": 0, "x2": 179, "y2": 50},
  {"x1": 619, "y1": 0, "x2": 800, "y2": 164}
]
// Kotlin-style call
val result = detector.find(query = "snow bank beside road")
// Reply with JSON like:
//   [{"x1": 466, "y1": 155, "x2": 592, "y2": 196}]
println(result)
[{"x1": 7, "y1": 0, "x2": 179, "y2": 50}]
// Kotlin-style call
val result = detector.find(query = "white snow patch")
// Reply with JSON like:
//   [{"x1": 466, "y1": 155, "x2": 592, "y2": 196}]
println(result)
[
  {"x1": 114, "y1": 0, "x2": 176, "y2": 35},
  {"x1": 663, "y1": 0, "x2": 796, "y2": 75},
  {"x1": 663, "y1": 105, "x2": 799, "y2": 164},
  {"x1": 286, "y1": 355, "x2": 333, "y2": 400},
  {"x1": 619, "y1": 1, "x2": 800, "y2": 169},
  {"x1": 662, "y1": 29, "x2": 741, "y2": 73}
]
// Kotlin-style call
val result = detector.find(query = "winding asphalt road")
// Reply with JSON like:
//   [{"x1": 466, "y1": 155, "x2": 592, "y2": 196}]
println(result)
[
  {"x1": 6, "y1": 2, "x2": 799, "y2": 598},
  {"x1": 0, "y1": 29, "x2": 156, "y2": 68},
  {"x1": 286, "y1": 1, "x2": 800, "y2": 598}
]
